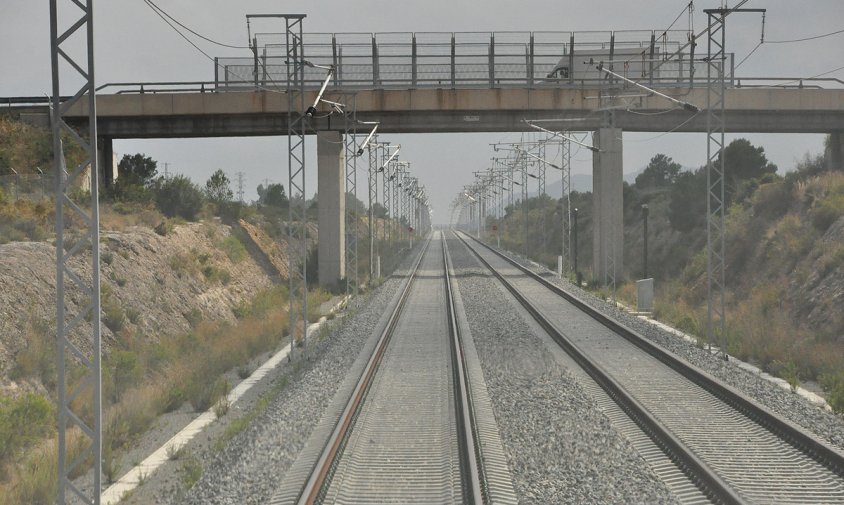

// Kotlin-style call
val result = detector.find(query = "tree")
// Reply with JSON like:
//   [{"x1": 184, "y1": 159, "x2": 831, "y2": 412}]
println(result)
[
  {"x1": 257, "y1": 183, "x2": 287, "y2": 207},
  {"x1": 205, "y1": 169, "x2": 233, "y2": 203},
  {"x1": 721, "y1": 138, "x2": 777, "y2": 193},
  {"x1": 154, "y1": 175, "x2": 204, "y2": 220},
  {"x1": 635, "y1": 154, "x2": 682, "y2": 190},
  {"x1": 117, "y1": 154, "x2": 157, "y2": 185},
  {"x1": 668, "y1": 169, "x2": 707, "y2": 232},
  {"x1": 371, "y1": 202, "x2": 389, "y2": 219}
]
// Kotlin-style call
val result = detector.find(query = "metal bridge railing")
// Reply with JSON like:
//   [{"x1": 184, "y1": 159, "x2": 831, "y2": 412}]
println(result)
[{"x1": 214, "y1": 30, "x2": 721, "y2": 91}]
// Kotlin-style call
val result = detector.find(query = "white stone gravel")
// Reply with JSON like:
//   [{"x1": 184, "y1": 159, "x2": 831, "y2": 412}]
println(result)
[
  {"x1": 164, "y1": 259, "x2": 417, "y2": 504},
  {"x1": 489, "y1": 241, "x2": 844, "y2": 453},
  {"x1": 449, "y1": 239, "x2": 678, "y2": 505}
]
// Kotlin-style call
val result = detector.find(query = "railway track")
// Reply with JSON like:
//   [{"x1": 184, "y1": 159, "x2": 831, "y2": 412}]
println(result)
[
  {"x1": 270, "y1": 231, "x2": 514, "y2": 505},
  {"x1": 455, "y1": 230, "x2": 844, "y2": 505}
]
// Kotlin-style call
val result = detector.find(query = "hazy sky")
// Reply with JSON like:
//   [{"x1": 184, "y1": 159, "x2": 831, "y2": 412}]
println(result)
[{"x1": 2, "y1": 1, "x2": 842, "y2": 220}]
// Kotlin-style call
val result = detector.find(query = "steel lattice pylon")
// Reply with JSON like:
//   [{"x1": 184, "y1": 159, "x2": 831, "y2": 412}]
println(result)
[
  {"x1": 366, "y1": 140, "x2": 379, "y2": 279},
  {"x1": 285, "y1": 15, "x2": 309, "y2": 354},
  {"x1": 559, "y1": 136, "x2": 572, "y2": 275},
  {"x1": 537, "y1": 142, "x2": 547, "y2": 252},
  {"x1": 382, "y1": 154, "x2": 392, "y2": 246},
  {"x1": 50, "y1": 1, "x2": 103, "y2": 502},
  {"x1": 705, "y1": 9, "x2": 727, "y2": 357},
  {"x1": 343, "y1": 95, "x2": 359, "y2": 295}
]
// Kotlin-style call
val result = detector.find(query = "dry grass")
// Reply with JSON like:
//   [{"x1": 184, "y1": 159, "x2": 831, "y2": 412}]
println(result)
[{"x1": 0, "y1": 282, "x2": 341, "y2": 504}]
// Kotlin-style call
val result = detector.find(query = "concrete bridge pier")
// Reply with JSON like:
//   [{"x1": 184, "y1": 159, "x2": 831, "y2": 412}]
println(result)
[
  {"x1": 317, "y1": 131, "x2": 345, "y2": 288},
  {"x1": 827, "y1": 132, "x2": 843, "y2": 171},
  {"x1": 592, "y1": 127, "x2": 624, "y2": 284},
  {"x1": 96, "y1": 137, "x2": 116, "y2": 188}
]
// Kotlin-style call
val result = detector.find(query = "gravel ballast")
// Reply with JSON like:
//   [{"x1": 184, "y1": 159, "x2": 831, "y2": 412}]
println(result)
[
  {"x1": 448, "y1": 237, "x2": 678, "y2": 504},
  {"x1": 167, "y1": 252, "x2": 420, "y2": 505},
  {"x1": 483, "y1": 238, "x2": 844, "y2": 453}
]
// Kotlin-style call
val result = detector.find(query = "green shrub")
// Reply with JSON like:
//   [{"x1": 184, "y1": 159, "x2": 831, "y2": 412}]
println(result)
[
  {"x1": 830, "y1": 383, "x2": 844, "y2": 414},
  {"x1": 106, "y1": 350, "x2": 143, "y2": 403},
  {"x1": 154, "y1": 175, "x2": 204, "y2": 221},
  {"x1": 154, "y1": 219, "x2": 174, "y2": 236},
  {"x1": 101, "y1": 251, "x2": 114, "y2": 265},
  {"x1": 201, "y1": 264, "x2": 231, "y2": 284},
  {"x1": 169, "y1": 252, "x2": 196, "y2": 278},
  {"x1": 0, "y1": 393, "x2": 54, "y2": 463},
  {"x1": 10, "y1": 315, "x2": 55, "y2": 389},
  {"x1": 812, "y1": 193, "x2": 844, "y2": 231},
  {"x1": 125, "y1": 307, "x2": 141, "y2": 325},
  {"x1": 221, "y1": 235, "x2": 247, "y2": 263},
  {"x1": 102, "y1": 295, "x2": 126, "y2": 333},
  {"x1": 189, "y1": 375, "x2": 230, "y2": 412},
  {"x1": 178, "y1": 455, "x2": 202, "y2": 489},
  {"x1": 184, "y1": 308, "x2": 203, "y2": 328},
  {"x1": 232, "y1": 301, "x2": 251, "y2": 320}
]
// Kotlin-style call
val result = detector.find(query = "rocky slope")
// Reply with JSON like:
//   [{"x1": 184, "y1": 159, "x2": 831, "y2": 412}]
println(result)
[{"x1": 0, "y1": 219, "x2": 277, "y2": 396}]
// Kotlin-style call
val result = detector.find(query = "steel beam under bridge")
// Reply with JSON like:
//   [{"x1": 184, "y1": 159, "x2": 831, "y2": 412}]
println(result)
[{"x1": 42, "y1": 87, "x2": 844, "y2": 137}]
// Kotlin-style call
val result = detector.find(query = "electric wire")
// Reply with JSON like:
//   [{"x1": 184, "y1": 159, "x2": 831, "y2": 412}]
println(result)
[
  {"x1": 766, "y1": 27, "x2": 844, "y2": 44},
  {"x1": 140, "y1": 0, "x2": 291, "y2": 95},
  {"x1": 734, "y1": 42, "x2": 762, "y2": 70},
  {"x1": 625, "y1": 111, "x2": 701, "y2": 143},
  {"x1": 143, "y1": 0, "x2": 250, "y2": 49}
]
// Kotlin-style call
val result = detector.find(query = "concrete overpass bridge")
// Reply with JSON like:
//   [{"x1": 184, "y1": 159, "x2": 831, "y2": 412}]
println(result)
[{"x1": 9, "y1": 29, "x2": 844, "y2": 286}]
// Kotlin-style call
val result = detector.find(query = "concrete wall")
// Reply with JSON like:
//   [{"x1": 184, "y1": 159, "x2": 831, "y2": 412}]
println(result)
[
  {"x1": 317, "y1": 131, "x2": 345, "y2": 288},
  {"x1": 592, "y1": 128, "x2": 623, "y2": 284}
]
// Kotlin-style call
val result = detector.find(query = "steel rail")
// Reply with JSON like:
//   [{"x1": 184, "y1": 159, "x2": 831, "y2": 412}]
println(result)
[
  {"x1": 454, "y1": 230, "x2": 744, "y2": 505},
  {"x1": 295, "y1": 236, "x2": 431, "y2": 504},
  {"x1": 442, "y1": 234, "x2": 486, "y2": 505},
  {"x1": 457, "y1": 231, "x2": 844, "y2": 482},
  {"x1": 296, "y1": 232, "x2": 486, "y2": 504}
]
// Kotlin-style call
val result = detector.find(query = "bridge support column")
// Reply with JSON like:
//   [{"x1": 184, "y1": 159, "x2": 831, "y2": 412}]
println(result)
[
  {"x1": 96, "y1": 137, "x2": 116, "y2": 188},
  {"x1": 318, "y1": 131, "x2": 346, "y2": 288},
  {"x1": 827, "y1": 132, "x2": 843, "y2": 171},
  {"x1": 592, "y1": 127, "x2": 623, "y2": 284}
]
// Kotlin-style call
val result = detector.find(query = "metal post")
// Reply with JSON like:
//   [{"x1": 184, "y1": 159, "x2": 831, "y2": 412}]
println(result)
[
  {"x1": 488, "y1": 34, "x2": 495, "y2": 88},
  {"x1": 284, "y1": 15, "x2": 309, "y2": 354},
  {"x1": 367, "y1": 142, "x2": 378, "y2": 280},
  {"x1": 383, "y1": 160, "x2": 391, "y2": 246},
  {"x1": 705, "y1": 9, "x2": 727, "y2": 358},
  {"x1": 522, "y1": 148, "x2": 528, "y2": 256},
  {"x1": 344, "y1": 95, "x2": 359, "y2": 295},
  {"x1": 50, "y1": 0, "x2": 102, "y2": 501},
  {"x1": 573, "y1": 207, "x2": 579, "y2": 284},
  {"x1": 648, "y1": 32, "x2": 656, "y2": 86},
  {"x1": 252, "y1": 36, "x2": 259, "y2": 88},
  {"x1": 642, "y1": 204, "x2": 649, "y2": 279},
  {"x1": 411, "y1": 34, "x2": 418, "y2": 87},
  {"x1": 560, "y1": 135, "x2": 572, "y2": 274},
  {"x1": 372, "y1": 35, "x2": 379, "y2": 87},
  {"x1": 568, "y1": 33, "x2": 575, "y2": 85},
  {"x1": 451, "y1": 33, "x2": 456, "y2": 88}
]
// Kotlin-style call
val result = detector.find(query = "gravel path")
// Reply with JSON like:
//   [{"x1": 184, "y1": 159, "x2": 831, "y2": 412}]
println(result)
[
  {"x1": 448, "y1": 237, "x2": 678, "y2": 504},
  {"x1": 169, "y1": 254, "x2": 419, "y2": 505},
  {"x1": 487, "y1": 241, "x2": 844, "y2": 453}
]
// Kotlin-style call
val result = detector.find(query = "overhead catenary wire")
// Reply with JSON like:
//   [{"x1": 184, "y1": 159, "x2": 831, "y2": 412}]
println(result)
[
  {"x1": 140, "y1": 0, "x2": 294, "y2": 96},
  {"x1": 143, "y1": 0, "x2": 250, "y2": 49},
  {"x1": 766, "y1": 27, "x2": 844, "y2": 44}
]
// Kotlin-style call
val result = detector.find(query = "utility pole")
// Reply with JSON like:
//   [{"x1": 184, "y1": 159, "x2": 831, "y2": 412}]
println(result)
[
  {"x1": 236, "y1": 171, "x2": 245, "y2": 203},
  {"x1": 704, "y1": 6, "x2": 765, "y2": 359},
  {"x1": 642, "y1": 204, "x2": 649, "y2": 279}
]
